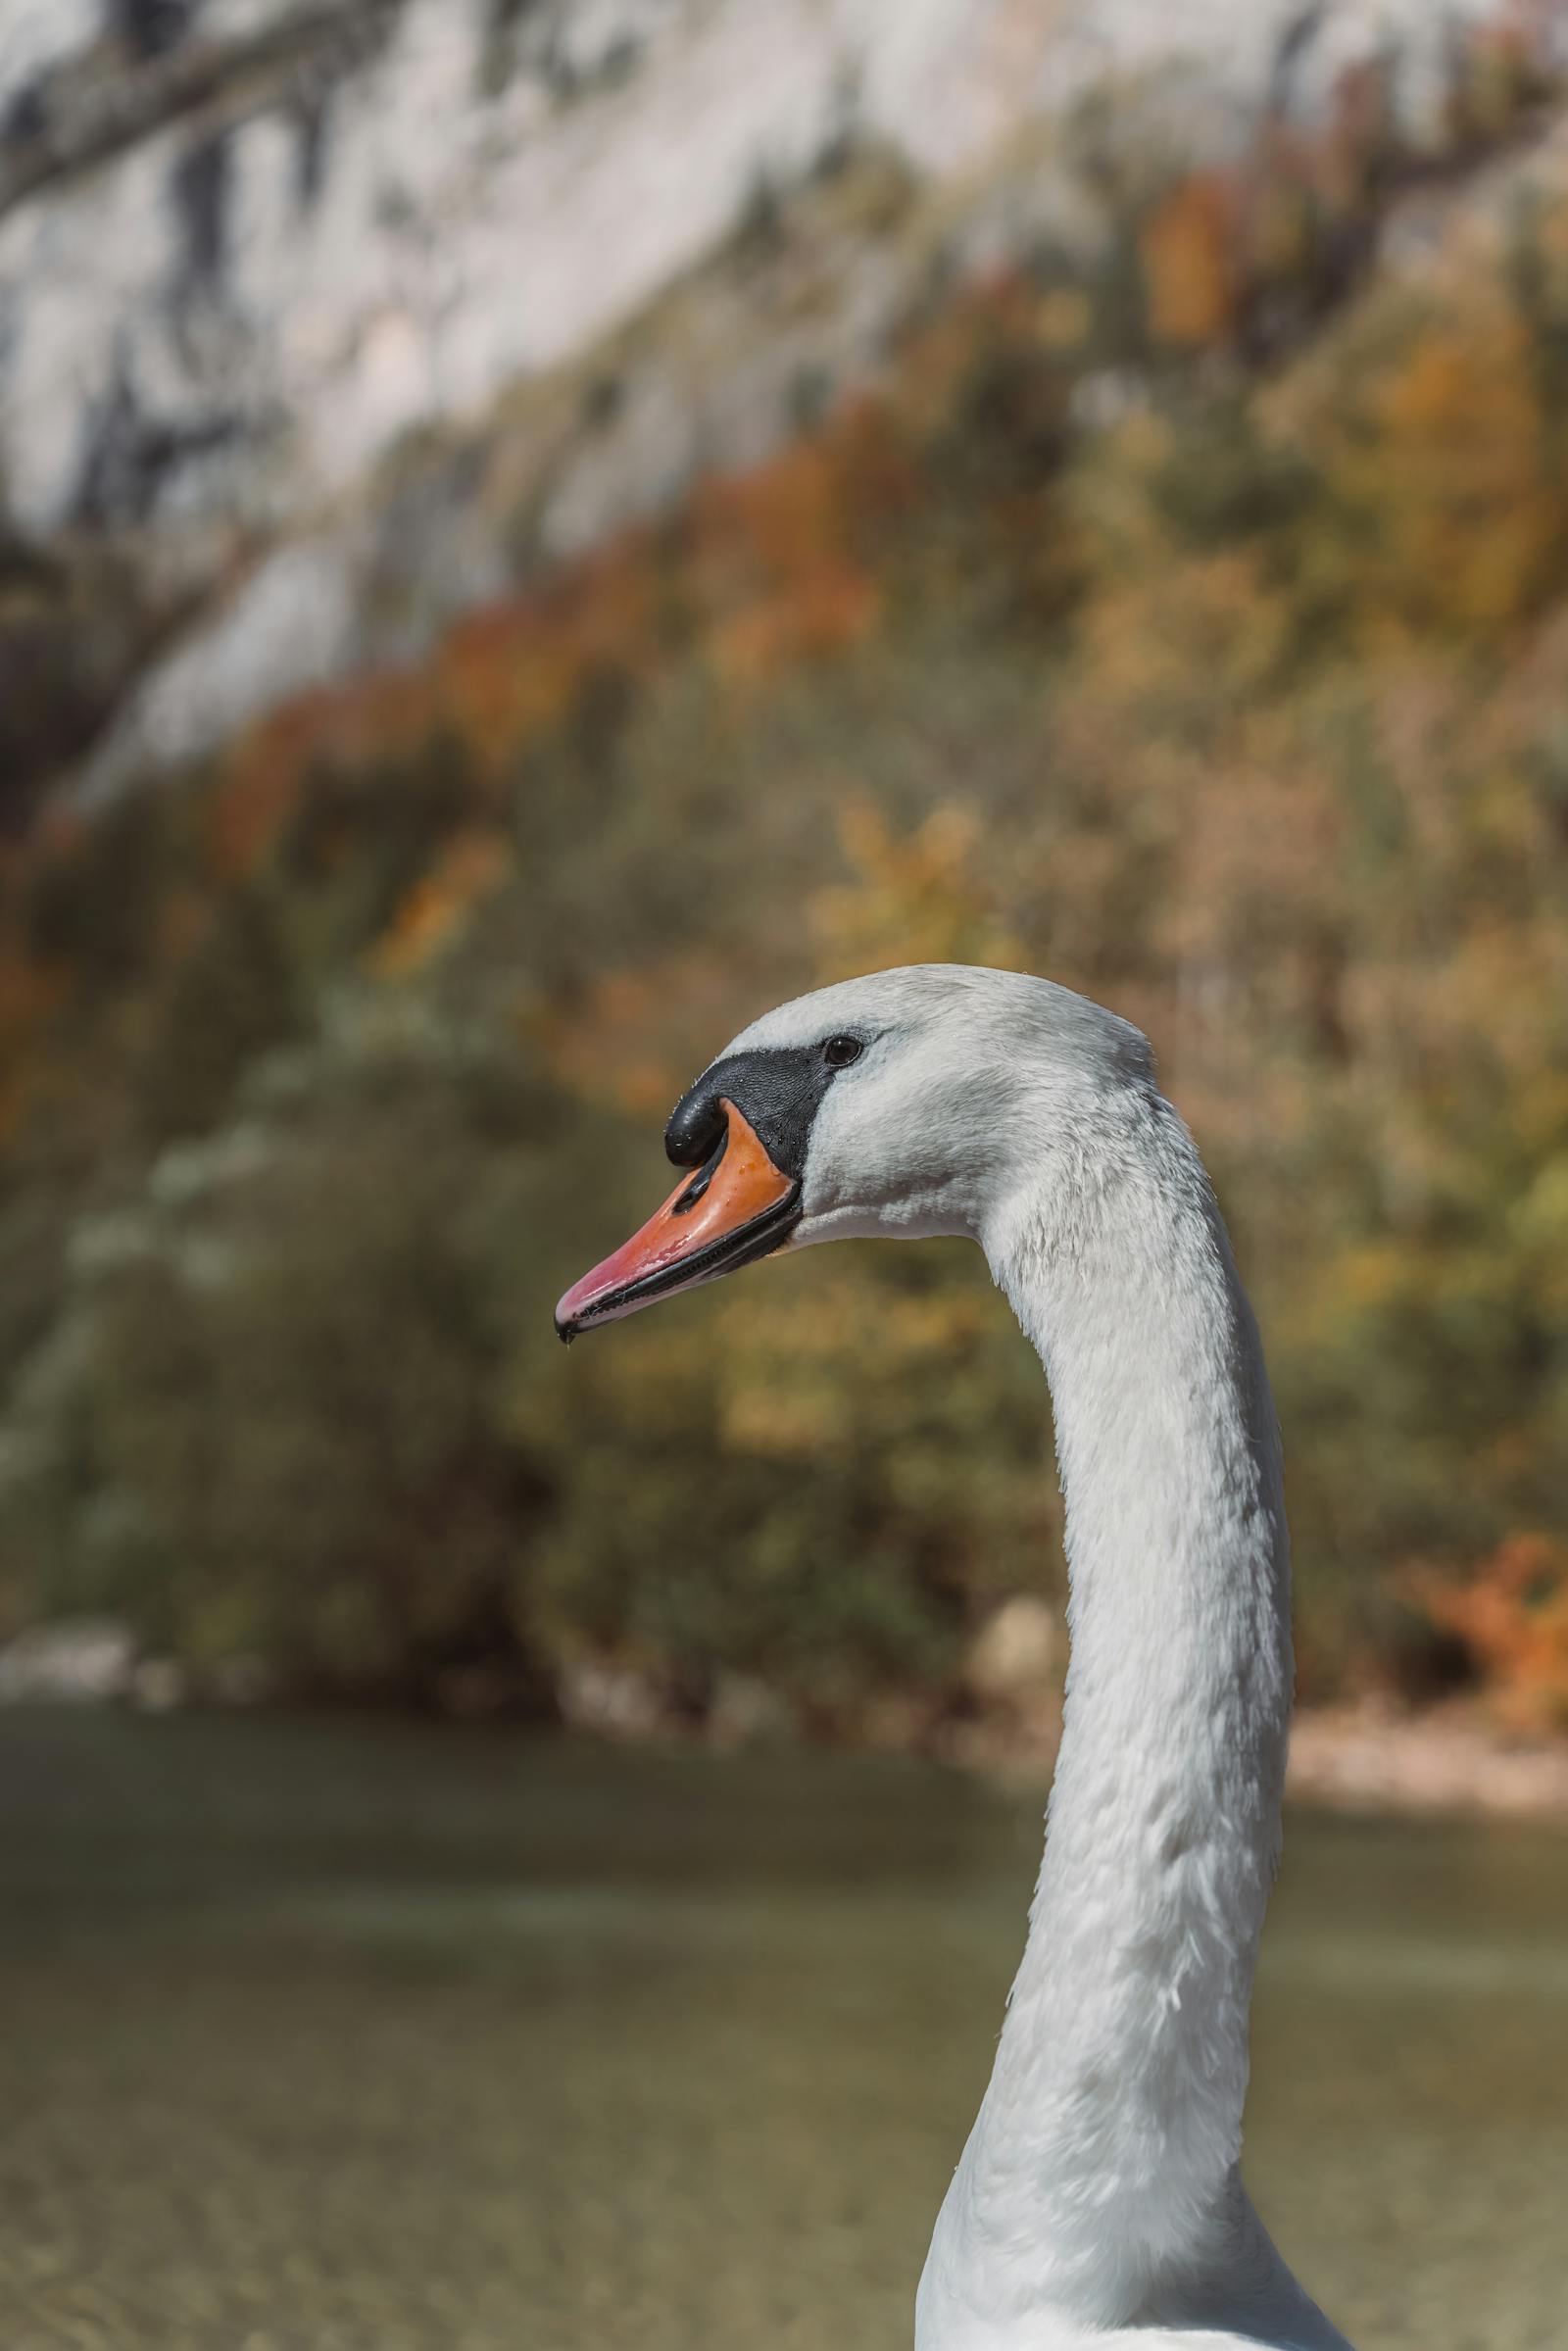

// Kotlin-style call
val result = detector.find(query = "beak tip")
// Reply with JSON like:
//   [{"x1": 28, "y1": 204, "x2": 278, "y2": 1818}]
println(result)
[
  {"x1": 554, "y1": 1282, "x2": 591, "y2": 1344},
  {"x1": 554, "y1": 1102, "x2": 798, "y2": 1355}
]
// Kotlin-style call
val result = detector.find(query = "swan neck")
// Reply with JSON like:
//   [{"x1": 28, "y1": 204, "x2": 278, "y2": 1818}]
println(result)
[{"x1": 926, "y1": 1095, "x2": 1294, "y2": 2336}]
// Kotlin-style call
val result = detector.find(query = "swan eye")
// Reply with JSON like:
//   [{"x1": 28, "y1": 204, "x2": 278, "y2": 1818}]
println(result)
[{"x1": 822, "y1": 1034, "x2": 862, "y2": 1068}]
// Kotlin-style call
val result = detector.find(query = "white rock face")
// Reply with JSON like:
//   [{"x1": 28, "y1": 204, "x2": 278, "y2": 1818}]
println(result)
[
  {"x1": 104, "y1": 535, "x2": 360, "y2": 779},
  {"x1": 0, "y1": 0, "x2": 1014, "y2": 541},
  {"x1": 0, "y1": 0, "x2": 1517, "y2": 545},
  {"x1": 0, "y1": 0, "x2": 99, "y2": 93},
  {"x1": 0, "y1": 1616, "x2": 136, "y2": 1704},
  {"x1": 0, "y1": 0, "x2": 1533, "y2": 791}
]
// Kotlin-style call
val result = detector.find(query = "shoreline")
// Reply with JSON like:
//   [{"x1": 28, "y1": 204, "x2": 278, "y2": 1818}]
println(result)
[
  {"x1": 5, "y1": 1627, "x2": 1568, "y2": 1825},
  {"x1": 950, "y1": 1698, "x2": 1568, "y2": 1825},
  {"x1": 1283, "y1": 1700, "x2": 1568, "y2": 1825}
]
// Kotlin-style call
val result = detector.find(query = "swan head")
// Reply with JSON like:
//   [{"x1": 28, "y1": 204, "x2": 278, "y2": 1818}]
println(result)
[{"x1": 555, "y1": 962, "x2": 1152, "y2": 1340}]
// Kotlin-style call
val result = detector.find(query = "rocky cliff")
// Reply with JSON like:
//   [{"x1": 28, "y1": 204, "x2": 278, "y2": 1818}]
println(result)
[{"x1": 0, "y1": 0, "x2": 1546, "y2": 812}]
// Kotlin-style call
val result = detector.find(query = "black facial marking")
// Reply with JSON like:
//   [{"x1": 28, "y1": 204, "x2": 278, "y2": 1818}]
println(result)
[
  {"x1": 664, "y1": 1042, "x2": 858, "y2": 1177},
  {"x1": 663, "y1": 1085, "x2": 728, "y2": 1169},
  {"x1": 669, "y1": 1127, "x2": 726, "y2": 1214}
]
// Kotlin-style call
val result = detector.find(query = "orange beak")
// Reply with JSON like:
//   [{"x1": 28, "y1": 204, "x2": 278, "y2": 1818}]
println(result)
[{"x1": 555, "y1": 1101, "x2": 801, "y2": 1341}]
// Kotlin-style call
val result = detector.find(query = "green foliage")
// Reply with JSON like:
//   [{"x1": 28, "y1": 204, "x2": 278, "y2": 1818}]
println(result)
[
  {"x1": 138, "y1": 886, "x2": 302, "y2": 1142},
  {"x1": 527, "y1": 1247, "x2": 1052, "y2": 1720},
  {"x1": 2, "y1": 1013, "x2": 559, "y2": 1699}
]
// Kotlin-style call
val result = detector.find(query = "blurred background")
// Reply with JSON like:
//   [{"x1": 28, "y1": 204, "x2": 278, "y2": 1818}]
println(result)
[{"x1": 1, "y1": 3, "x2": 1566, "y2": 2346}]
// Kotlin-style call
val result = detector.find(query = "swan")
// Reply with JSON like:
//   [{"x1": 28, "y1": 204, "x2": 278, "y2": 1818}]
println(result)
[{"x1": 556, "y1": 963, "x2": 1352, "y2": 2351}]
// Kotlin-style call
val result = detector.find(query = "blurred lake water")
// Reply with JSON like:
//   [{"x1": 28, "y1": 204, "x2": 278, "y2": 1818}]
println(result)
[{"x1": 1, "y1": 1714, "x2": 1563, "y2": 2350}]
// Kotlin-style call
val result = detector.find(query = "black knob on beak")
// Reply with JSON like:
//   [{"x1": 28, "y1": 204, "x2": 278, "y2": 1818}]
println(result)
[{"x1": 665, "y1": 1082, "x2": 727, "y2": 1168}]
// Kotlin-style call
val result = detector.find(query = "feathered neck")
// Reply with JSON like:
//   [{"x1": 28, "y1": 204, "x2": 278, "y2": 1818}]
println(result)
[{"x1": 918, "y1": 1083, "x2": 1296, "y2": 2342}]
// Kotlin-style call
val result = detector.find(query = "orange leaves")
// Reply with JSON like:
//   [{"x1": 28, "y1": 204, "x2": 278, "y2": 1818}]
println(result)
[
  {"x1": 368, "y1": 830, "x2": 509, "y2": 980},
  {"x1": 207, "y1": 730, "x2": 307, "y2": 882},
  {"x1": 1129, "y1": 14, "x2": 1560, "y2": 371},
  {"x1": 696, "y1": 437, "x2": 860, "y2": 589},
  {"x1": 697, "y1": 432, "x2": 893, "y2": 688},
  {"x1": 438, "y1": 601, "x2": 575, "y2": 775},
  {"x1": 439, "y1": 547, "x2": 655, "y2": 777},
  {"x1": 1371, "y1": 320, "x2": 1560, "y2": 634},
  {"x1": 712, "y1": 562, "x2": 879, "y2": 687},
  {"x1": 0, "y1": 943, "x2": 67, "y2": 1146},
  {"x1": 191, "y1": 389, "x2": 908, "y2": 845},
  {"x1": 209, "y1": 671, "x2": 440, "y2": 880},
  {"x1": 203, "y1": 540, "x2": 660, "y2": 883},
  {"x1": 1416, "y1": 1536, "x2": 1568, "y2": 1729},
  {"x1": 1141, "y1": 175, "x2": 1239, "y2": 347}
]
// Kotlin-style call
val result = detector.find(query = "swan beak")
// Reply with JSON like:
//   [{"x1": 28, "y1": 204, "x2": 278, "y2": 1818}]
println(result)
[{"x1": 555, "y1": 1101, "x2": 801, "y2": 1342}]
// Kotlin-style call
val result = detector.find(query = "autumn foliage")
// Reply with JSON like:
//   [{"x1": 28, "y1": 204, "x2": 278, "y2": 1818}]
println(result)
[
  {"x1": 1, "y1": 75, "x2": 1567, "y2": 1726},
  {"x1": 1416, "y1": 1538, "x2": 1568, "y2": 1729}
]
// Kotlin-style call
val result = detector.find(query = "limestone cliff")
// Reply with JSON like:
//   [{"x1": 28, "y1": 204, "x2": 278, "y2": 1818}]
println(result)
[{"x1": 0, "y1": 0, "x2": 1542, "y2": 811}]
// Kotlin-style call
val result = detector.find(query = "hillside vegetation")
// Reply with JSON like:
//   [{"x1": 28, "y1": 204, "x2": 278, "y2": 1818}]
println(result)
[{"x1": 3, "y1": 56, "x2": 1567, "y2": 1733}]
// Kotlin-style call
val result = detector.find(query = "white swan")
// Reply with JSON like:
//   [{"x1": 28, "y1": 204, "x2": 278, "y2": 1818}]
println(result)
[{"x1": 557, "y1": 963, "x2": 1352, "y2": 2351}]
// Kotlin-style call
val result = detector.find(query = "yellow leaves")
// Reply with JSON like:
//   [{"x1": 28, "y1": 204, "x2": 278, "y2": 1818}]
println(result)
[
  {"x1": 719, "y1": 1384, "x2": 842, "y2": 1463},
  {"x1": 1508, "y1": 1066, "x2": 1568, "y2": 1158},
  {"x1": 1034, "y1": 288, "x2": 1093, "y2": 352},
  {"x1": 810, "y1": 802, "x2": 1020, "y2": 979},
  {"x1": 1338, "y1": 1243, "x2": 1413, "y2": 1313},
  {"x1": 711, "y1": 1273, "x2": 1000, "y2": 1463},
  {"x1": 367, "y1": 830, "x2": 508, "y2": 980},
  {"x1": 1351, "y1": 919, "x2": 1566, "y2": 1111},
  {"x1": 1069, "y1": 415, "x2": 1298, "y2": 720},
  {"x1": 1277, "y1": 258, "x2": 1568, "y2": 642}
]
